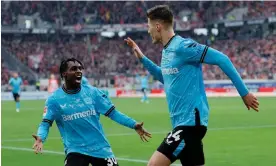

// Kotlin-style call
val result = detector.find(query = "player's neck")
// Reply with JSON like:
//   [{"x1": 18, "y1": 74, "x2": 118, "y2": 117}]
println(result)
[
  {"x1": 162, "y1": 30, "x2": 175, "y2": 47},
  {"x1": 63, "y1": 83, "x2": 80, "y2": 91}
]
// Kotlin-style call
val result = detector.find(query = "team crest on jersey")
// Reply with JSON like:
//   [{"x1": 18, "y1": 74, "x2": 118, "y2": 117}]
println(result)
[
  {"x1": 43, "y1": 106, "x2": 47, "y2": 117},
  {"x1": 162, "y1": 51, "x2": 175, "y2": 66}
]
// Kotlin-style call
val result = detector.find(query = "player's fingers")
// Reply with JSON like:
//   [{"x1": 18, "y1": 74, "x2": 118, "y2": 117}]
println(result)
[
  {"x1": 251, "y1": 106, "x2": 259, "y2": 112},
  {"x1": 250, "y1": 101, "x2": 258, "y2": 107},
  {"x1": 38, "y1": 146, "x2": 42, "y2": 153},
  {"x1": 251, "y1": 102, "x2": 258, "y2": 109},
  {"x1": 36, "y1": 147, "x2": 40, "y2": 154},
  {"x1": 140, "y1": 135, "x2": 145, "y2": 142},
  {"x1": 253, "y1": 99, "x2": 259, "y2": 105},
  {"x1": 124, "y1": 39, "x2": 132, "y2": 46},
  {"x1": 250, "y1": 104, "x2": 259, "y2": 112},
  {"x1": 142, "y1": 135, "x2": 148, "y2": 142},
  {"x1": 34, "y1": 147, "x2": 38, "y2": 154},
  {"x1": 32, "y1": 143, "x2": 37, "y2": 149},
  {"x1": 145, "y1": 132, "x2": 152, "y2": 138},
  {"x1": 249, "y1": 102, "x2": 258, "y2": 111},
  {"x1": 246, "y1": 104, "x2": 250, "y2": 110},
  {"x1": 128, "y1": 37, "x2": 134, "y2": 43},
  {"x1": 143, "y1": 130, "x2": 151, "y2": 137}
]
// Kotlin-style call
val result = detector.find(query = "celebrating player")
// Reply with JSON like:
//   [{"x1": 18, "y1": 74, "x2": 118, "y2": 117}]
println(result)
[
  {"x1": 32, "y1": 58, "x2": 151, "y2": 166},
  {"x1": 125, "y1": 5, "x2": 259, "y2": 166},
  {"x1": 8, "y1": 72, "x2": 22, "y2": 112},
  {"x1": 137, "y1": 71, "x2": 150, "y2": 103}
]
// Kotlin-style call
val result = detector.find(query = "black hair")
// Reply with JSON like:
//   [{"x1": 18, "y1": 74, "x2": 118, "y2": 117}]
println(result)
[
  {"x1": 59, "y1": 58, "x2": 84, "y2": 79},
  {"x1": 146, "y1": 5, "x2": 174, "y2": 26}
]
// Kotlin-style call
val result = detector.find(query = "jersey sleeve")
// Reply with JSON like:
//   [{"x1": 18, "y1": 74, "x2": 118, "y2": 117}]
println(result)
[
  {"x1": 94, "y1": 88, "x2": 115, "y2": 116},
  {"x1": 42, "y1": 96, "x2": 57, "y2": 125},
  {"x1": 37, "y1": 96, "x2": 58, "y2": 143},
  {"x1": 140, "y1": 56, "x2": 164, "y2": 83},
  {"x1": 176, "y1": 39, "x2": 209, "y2": 63},
  {"x1": 8, "y1": 78, "x2": 13, "y2": 85},
  {"x1": 203, "y1": 47, "x2": 249, "y2": 97}
]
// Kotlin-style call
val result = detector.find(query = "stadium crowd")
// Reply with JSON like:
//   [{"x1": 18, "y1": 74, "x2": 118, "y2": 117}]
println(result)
[
  {"x1": 2, "y1": 1, "x2": 276, "y2": 26},
  {"x1": 1, "y1": 1, "x2": 276, "y2": 85},
  {"x1": 2, "y1": 32, "x2": 275, "y2": 85}
]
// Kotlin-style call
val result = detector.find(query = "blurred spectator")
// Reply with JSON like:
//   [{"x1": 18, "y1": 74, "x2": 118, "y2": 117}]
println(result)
[
  {"x1": 3, "y1": 1, "x2": 275, "y2": 26},
  {"x1": 2, "y1": 33, "x2": 275, "y2": 85}
]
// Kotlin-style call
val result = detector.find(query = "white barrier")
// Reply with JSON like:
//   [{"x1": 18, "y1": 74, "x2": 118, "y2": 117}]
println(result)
[
  {"x1": 1, "y1": 92, "x2": 50, "y2": 101},
  {"x1": 117, "y1": 92, "x2": 276, "y2": 98},
  {"x1": 1, "y1": 88, "x2": 117, "y2": 101},
  {"x1": 1, "y1": 91, "x2": 275, "y2": 101}
]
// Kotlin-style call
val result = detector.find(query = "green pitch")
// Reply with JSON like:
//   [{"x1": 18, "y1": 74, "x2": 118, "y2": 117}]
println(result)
[{"x1": 2, "y1": 97, "x2": 276, "y2": 166}]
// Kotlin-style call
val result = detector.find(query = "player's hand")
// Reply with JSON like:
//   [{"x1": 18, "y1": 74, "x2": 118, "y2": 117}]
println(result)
[
  {"x1": 124, "y1": 37, "x2": 144, "y2": 59},
  {"x1": 242, "y1": 93, "x2": 259, "y2": 112},
  {"x1": 134, "y1": 122, "x2": 152, "y2": 142},
  {"x1": 32, "y1": 134, "x2": 43, "y2": 154}
]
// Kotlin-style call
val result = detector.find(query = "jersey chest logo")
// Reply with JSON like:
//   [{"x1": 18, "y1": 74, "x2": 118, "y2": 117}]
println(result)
[{"x1": 161, "y1": 51, "x2": 176, "y2": 66}]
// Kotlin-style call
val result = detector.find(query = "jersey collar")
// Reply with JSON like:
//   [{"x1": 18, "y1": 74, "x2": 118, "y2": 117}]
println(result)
[
  {"x1": 163, "y1": 34, "x2": 177, "y2": 49},
  {"x1": 62, "y1": 84, "x2": 81, "y2": 94}
]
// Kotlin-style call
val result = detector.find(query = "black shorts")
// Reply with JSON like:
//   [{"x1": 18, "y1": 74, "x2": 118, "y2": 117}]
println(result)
[
  {"x1": 157, "y1": 125, "x2": 207, "y2": 165},
  {"x1": 141, "y1": 88, "x2": 147, "y2": 93},
  {"x1": 12, "y1": 93, "x2": 20, "y2": 101},
  {"x1": 65, "y1": 152, "x2": 119, "y2": 166}
]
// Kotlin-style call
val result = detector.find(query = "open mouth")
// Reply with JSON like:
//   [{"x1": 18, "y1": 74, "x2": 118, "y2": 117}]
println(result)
[{"x1": 75, "y1": 74, "x2": 82, "y2": 83}]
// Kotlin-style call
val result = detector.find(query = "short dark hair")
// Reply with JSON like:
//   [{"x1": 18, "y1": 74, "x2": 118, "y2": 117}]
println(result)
[
  {"x1": 147, "y1": 5, "x2": 174, "y2": 26},
  {"x1": 59, "y1": 58, "x2": 84, "y2": 79}
]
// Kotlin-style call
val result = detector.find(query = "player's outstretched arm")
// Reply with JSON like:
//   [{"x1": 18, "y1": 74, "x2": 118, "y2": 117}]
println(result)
[
  {"x1": 107, "y1": 109, "x2": 152, "y2": 142},
  {"x1": 203, "y1": 47, "x2": 259, "y2": 112},
  {"x1": 32, "y1": 121, "x2": 51, "y2": 154},
  {"x1": 94, "y1": 88, "x2": 152, "y2": 141},
  {"x1": 32, "y1": 98, "x2": 57, "y2": 154},
  {"x1": 32, "y1": 134, "x2": 43, "y2": 154},
  {"x1": 125, "y1": 37, "x2": 164, "y2": 83}
]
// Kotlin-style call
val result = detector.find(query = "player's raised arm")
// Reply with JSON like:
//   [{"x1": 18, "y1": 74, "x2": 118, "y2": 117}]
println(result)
[
  {"x1": 203, "y1": 48, "x2": 259, "y2": 111},
  {"x1": 32, "y1": 97, "x2": 57, "y2": 154},
  {"x1": 177, "y1": 40, "x2": 259, "y2": 112},
  {"x1": 125, "y1": 37, "x2": 164, "y2": 84},
  {"x1": 201, "y1": 48, "x2": 259, "y2": 112},
  {"x1": 94, "y1": 88, "x2": 152, "y2": 142}
]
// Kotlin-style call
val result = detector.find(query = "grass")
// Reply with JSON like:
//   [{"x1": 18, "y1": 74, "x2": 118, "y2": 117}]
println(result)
[{"x1": 1, "y1": 97, "x2": 276, "y2": 166}]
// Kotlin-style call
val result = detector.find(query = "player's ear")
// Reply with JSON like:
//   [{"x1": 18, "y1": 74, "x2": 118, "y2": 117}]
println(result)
[{"x1": 156, "y1": 23, "x2": 161, "y2": 32}]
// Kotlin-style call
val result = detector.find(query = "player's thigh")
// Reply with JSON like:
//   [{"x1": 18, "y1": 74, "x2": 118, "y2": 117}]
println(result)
[
  {"x1": 91, "y1": 157, "x2": 119, "y2": 166},
  {"x1": 12, "y1": 93, "x2": 17, "y2": 101},
  {"x1": 141, "y1": 88, "x2": 145, "y2": 93},
  {"x1": 14, "y1": 93, "x2": 20, "y2": 101},
  {"x1": 148, "y1": 151, "x2": 171, "y2": 166},
  {"x1": 178, "y1": 126, "x2": 207, "y2": 166},
  {"x1": 178, "y1": 140, "x2": 205, "y2": 166},
  {"x1": 64, "y1": 152, "x2": 90, "y2": 166}
]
